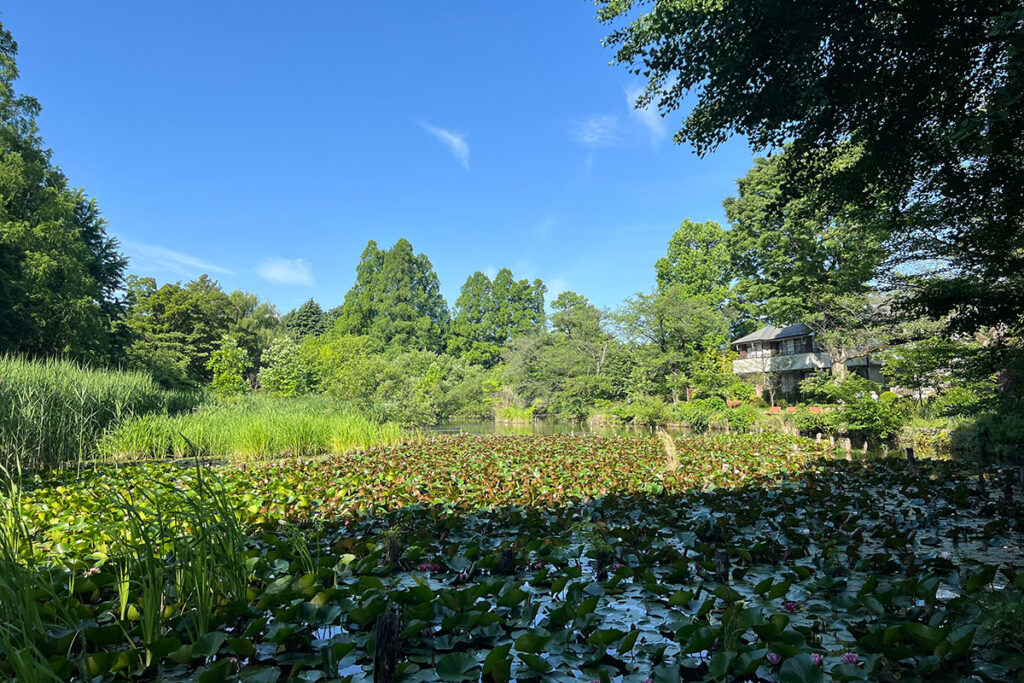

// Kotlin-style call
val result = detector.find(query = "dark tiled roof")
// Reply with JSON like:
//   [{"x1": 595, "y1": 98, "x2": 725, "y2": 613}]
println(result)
[{"x1": 730, "y1": 323, "x2": 812, "y2": 346}]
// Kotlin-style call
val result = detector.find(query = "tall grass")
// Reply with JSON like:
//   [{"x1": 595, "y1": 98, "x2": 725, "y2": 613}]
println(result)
[
  {"x1": 0, "y1": 356, "x2": 202, "y2": 472},
  {"x1": 101, "y1": 396, "x2": 410, "y2": 460}
]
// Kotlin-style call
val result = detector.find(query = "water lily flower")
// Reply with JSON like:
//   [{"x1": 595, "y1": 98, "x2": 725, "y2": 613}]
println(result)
[
  {"x1": 782, "y1": 600, "x2": 798, "y2": 612},
  {"x1": 611, "y1": 562, "x2": 624, "y2": 570},
  {"x1": 766, "y1": 652, "x2": 782, "y2": 666},
  {"x1": 841, "y1": 652, "x2": 860, "y2": 665},
  {"x1": 811, "y1": 653, "x2": 823, "y2": 666},
  {"x1": 532, "y1": 562, "x2": 543, "y2": 570}
]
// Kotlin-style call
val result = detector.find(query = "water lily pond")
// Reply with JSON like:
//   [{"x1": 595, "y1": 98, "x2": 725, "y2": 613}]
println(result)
[{"x1": 4, "y1": 434, "x2": 1023, "y2": 681}]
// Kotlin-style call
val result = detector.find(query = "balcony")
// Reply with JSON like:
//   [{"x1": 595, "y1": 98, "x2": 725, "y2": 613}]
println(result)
[{"x1": 732, "y1": 352, "x2": 832, "y2": 375}]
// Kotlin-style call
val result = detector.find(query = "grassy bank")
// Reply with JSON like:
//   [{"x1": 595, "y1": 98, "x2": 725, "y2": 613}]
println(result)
[
  {"x1": 0, "y1": 356, "x2": 201, "y2": 472},
  {"x1": 99, "y1": 395, "x2": 410, "y2": 460}
]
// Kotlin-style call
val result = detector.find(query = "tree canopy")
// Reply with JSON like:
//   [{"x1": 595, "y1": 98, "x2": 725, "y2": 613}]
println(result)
[
  {"x1": 449, "y1": 268, "x2": 546, "y2": 366},
  {"x1": 598, "y1": 0, "x2": 1024, "y2": 334},
  {"x1": 337, "y1": 239, "x2": 450, "y2": 353},
  {"x1": 0, "y1": 21, "x2": 126, "y2": 363}
]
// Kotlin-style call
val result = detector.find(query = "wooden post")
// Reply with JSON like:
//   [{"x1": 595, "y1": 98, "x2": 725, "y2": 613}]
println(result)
[
  {"x1": 829, "y1": 435, "x2": 836, "y2": 448},
  {"x1": 714, "y1": 550, "x2": 730, "y2": 584},
  {"x1": 815, "y1": 433, "x2": 822, "y2": 444},
  {"x1": 374, "y1": 612, "x2": 401, "y2": 683},
  {"x1": 862, "y1": 441, "x2": 868, "y2": 454},
  {"x1": 844, "y1": 438, "x2": 852, "y2": 461}
]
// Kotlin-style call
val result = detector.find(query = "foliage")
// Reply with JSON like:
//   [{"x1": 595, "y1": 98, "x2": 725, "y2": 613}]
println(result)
[
  {"x1": 336, "y1": 239, "x2": 449, "y2": 352},
  {"x1": 655, "y1": 219, "x2": 734, "y2": 306},
  {"x1": 206, "y1": 336, "x2": 250, "y2": 399},
  {"x1": 99, "y1": 396, "x2": 408, "y2": 460},
  {"x1": 281, "y1": 298, "x2": 328, "y2": 340},
  {"x1": 300, "y1": 327, "x2": 496, "y2": 424},
  {"x1": 597, "y1": 0, "x2": 1024, "y2": 336},
  {"x1": 122, "y1": 276, "x2": 277, "y2": 389},
  {"x1": 5, "y1": 435, "x2": 1024, "y2": 679},
  {"x1": 878, "y1": 337, "x2": 968, "y2": 402},
  {"x1": 449, "y1": 269, "x2": 546, "y2": 367},
  {"x1": 0, "y1": 22, "x2": 127, "y2": 364},
  {"x1": 257, "y1": 336, "x2": 310, "y2": 397},
  {"x1": 0, "y1": 355, "x2": 200, "y2": 471}
]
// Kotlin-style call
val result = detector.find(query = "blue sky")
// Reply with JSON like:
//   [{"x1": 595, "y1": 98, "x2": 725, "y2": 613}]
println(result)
[{"x1": 4, "y1": 2, "x2": 755, "y2": 313}]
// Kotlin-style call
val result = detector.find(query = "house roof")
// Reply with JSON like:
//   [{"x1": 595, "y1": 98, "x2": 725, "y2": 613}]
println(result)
[{"x1": 730, "y1": 323, "x2": 812, "y2": 346}]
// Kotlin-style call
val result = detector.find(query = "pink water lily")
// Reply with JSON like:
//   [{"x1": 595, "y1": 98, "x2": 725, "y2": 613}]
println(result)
[
  {"x1": 782, "y1": 600, "x2": 798, "y2": 612},
  {"x1": 811, "y1": 653, "x2": 823, "y2": 666},
  {"x1": 766, "y1": 652, "x2": 782, "y2": 666},
  {"x1": 841, "y1": 652, "x2": 860, "y2": 665},
  {"x1": 417, "y1": 562, "x2": 440, "y2": 572}
]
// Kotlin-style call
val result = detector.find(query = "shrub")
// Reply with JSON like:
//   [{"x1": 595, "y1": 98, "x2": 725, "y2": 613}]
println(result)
[
  {"x1": 725, "y1": 404, "x2": 761, "y2": 431},
  {"x1": 631, "y1": 396, "x2": 670, "y2": 426},
  {"x1": 673, "y1": 397, "x2": 726, "y2": 432},
  {"x1": 207, "y1": 336, "x2": 250, "y2": 399},
  {"x1": 258, "y1": 337, "x2": 311, "y2": 397}
]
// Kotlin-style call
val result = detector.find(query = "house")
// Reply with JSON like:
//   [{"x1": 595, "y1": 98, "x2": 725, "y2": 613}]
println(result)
[{"x1": 730, "y1": 323, "x2": 884, "y2": 396}]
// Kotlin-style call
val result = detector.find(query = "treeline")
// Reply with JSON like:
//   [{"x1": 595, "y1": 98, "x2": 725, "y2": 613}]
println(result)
[{"x1": 1, "y1": 13, "x2": 1020, "y2": 440}]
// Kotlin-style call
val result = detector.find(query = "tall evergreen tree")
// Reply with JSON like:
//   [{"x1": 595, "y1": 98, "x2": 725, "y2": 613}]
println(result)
[
  {"x1": 0, "y1": 21, "x2": 126, "y2": 362},
  {"x1": 337, "y1": 239, "x2": 449, "y2": 352},
  {"x1": 449, "y1": 268, "x2": 546, "y2": 366},
  {"x1": 282, "y1": 298, "x2": 327, "y2": 339}
]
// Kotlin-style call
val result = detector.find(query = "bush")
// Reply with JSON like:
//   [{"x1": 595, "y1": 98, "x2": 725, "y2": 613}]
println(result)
[
  {"x1": 258, "y1": 337, "x2": 311, "y2": 397},
  {"x1": 630, "y1": 396, "x2": 670, "y2": 426},
  {"x1": 207, "y1": 336, "x2": 250, "y2": 399},
  {"x1": 725, "y1": 404, "x2": 761, "y2": 431},
  {"x1": 673, "y1": 397, "x2": 726, "y2": 432}
]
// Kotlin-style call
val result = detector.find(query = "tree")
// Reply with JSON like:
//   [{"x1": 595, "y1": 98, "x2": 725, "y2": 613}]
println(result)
[
  {"x1": 725, "y1": 151, "x2": 889, "y2": 377},
  {"x1": 614, "y1": 284, "x2": 729, "y2": 401},
  {"x1": 226, "y1": 290, "x2": 279, "y2": 374},
  {"x1": 449, "y1": 269, "x2": 546, "y2": 366},
  {"x1": 122, "y1": 274, "x2": 232, "y2": 387},
  {"x1": 207, "y1": 335, "x2": 250, "y2": 398},
  {"x1": 257, "y1": 336, "x2": 310, "y2": 397},
  {"x1": 337, "y1": 239, "x2": 449, "y2": 352},
  {"x1": 0, "y1": 21, "x2": 126, "y2": 363},
  {"x1": 655, "y1": 219, "x2": 733, "y2": 305},
  {"x1": 282, "y1": 298, "x2": 327, "y2": 339},
  {"x1": 878, "y1": 337, "x2": 966, "y2": 403},
  {"x1": 597, "y1": 0, "x2": 1024, "y2": 338}
]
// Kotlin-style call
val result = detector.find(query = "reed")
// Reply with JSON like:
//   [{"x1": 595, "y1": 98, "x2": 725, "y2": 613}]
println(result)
[
  {"x1": 100, "y1": 396, "x2": 410, "y2": 461},
  {"x1": 0, "y1": 355, "x2": 201, "y2": 472}
]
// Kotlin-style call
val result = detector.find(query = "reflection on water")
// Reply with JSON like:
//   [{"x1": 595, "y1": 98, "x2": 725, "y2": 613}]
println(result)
[{"x1": 428, "y1": 420, "x2": 692, "y2": 438}]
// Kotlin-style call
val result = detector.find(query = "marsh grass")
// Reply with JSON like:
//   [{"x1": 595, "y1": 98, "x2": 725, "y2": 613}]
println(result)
[
  {"x1": 100, "y1": 396, "x2": 410, "y2": 460},
  {"x1": 0, "y1": 355, "x2": 201, "y2": 472}
]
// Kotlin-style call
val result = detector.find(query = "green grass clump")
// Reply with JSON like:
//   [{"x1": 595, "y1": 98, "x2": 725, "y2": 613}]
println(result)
[
  {"x1": 0, "y1": 356, "x2": 201, "y2": 472},
  {"x1": 100, "y1": 396, "x2": 409, "y2": 460}
]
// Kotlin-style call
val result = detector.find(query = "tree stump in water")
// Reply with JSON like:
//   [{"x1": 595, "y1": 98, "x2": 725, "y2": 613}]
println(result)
[
  {"x1": 498, "y1": 548, "x2": 515, "y2": 575},
  {"x1": 714, "y1": 550, "x2": 730, "y2": 584},
  {"x1": 374, "y1": 612, "x2": 401, "y2": 683}
]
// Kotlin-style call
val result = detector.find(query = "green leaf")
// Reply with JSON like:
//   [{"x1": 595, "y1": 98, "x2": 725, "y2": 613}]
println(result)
[
  {"x1": 519, "y1": 653, "x2": 551, "y2": 674},
  {"x1": 514, "y1": 632, "x2": 551, "y2": 654},
  {"x1": 617, "y1": 629, "x2": 641, "y2": 654},
  {"x1": 436, "y1": 651, "x2": 479, "y2": 680},
  {"x1": 482, "y1": 644, "x2": 512, "y2": 683},
  {"x1": 779, "y1": 654, "x2": 823, "y2": 683}
]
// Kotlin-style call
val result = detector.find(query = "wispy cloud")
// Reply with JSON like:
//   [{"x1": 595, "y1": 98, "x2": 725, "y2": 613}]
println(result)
[
  {"x1": 570, "y1": 115, "x2": 619, "y2": 147},
  {"x1": 624, "y1": 85, "x2": 668, "y2": 143},
  {"x1": 259, "y1": 258, "x2": 313, "y2": 286},
  {"x1": 419, "y1": 121, "x2": 470, "y2": 169},
  {"x1": 124, "y1": 241, "x2": 233, "y2": 277}
]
